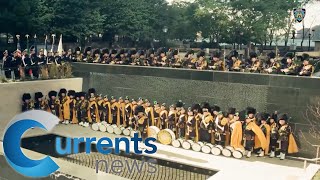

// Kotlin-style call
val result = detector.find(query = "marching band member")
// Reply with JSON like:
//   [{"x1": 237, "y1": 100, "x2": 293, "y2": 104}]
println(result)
[
  {"x1": 167, "y1": 105, "x2": 177, "y2": 135},
  {"x1": 111, "y1": 96, "x2": 121, "y2": 126},
  {"x1": 74, "y1": 47, "x2": 83, "y2": 62},
  {"x1": 243, "y1": 109, "x2": 267, "y2": 158},
  {"x1": 281, "y1": 53, "x2": 297, "y2": 75},
  {"x1": 159, "y1": 103, "x2": 168, "y2": 129},
  {"x1": 269, "y1": 113, "x2": 279, "y2": 158},
  {"x1": 22, "y1": 93, "x2": 33, "y2": 112},
  {"x1": 59, "y1": 88, "x2": 70, "y2": 124},
  {"x1": 100, "y1": 49, "x2": 109, "y2": 64},
  {"x1": 12, "y1": 50, "x2": 22, "y2": 80},
  {"x1": 67, "y1": 90, "x2": 77, "y2": 124},
  {"x1": 134, "y1": 105, "x2": 149, "y2": 141},
  {"x1": 176, "y1": 107, "x2": 187, "y2": 139},
  {"x1": 78, "y1": 92, "x2": 89, "y2": 127},
  {"x1": 153, "y1": 101, "x2": 161, "y2": 128},
  {"x1": 230, "y1": 111, "x2": 245, "y2": 150},
  {"x1": 200, "y1": 104, "x2": 214, "y2": 143},
  {"x1": 186, "y1": 107, "x2": 199, "y2": 142},
  {"x1": 118, "y1": 97, "x2": 127, "y2": 127},
  {"x1": 145, "y1": 99, "x2": 155, "y2": 127},
  {"x1": 277, "y1": 114, "x2": 298, "y2": 160},
  {"x1": 196, "y1": 51, "x2": 207, "y2": 70},
  {"x1": 3, "y1": 50, "x2": 12, "y2": 79},
  {"x1": 73, "y1": 92, "x2": 81, "y2": 124},
  {"x1": 47, "y1": 91, "x2": 60, "y2": 117},
  {"x1": 255, "y1": 113, "x2": 271, "y2": 157},
  {"x1": 83, "y1": 47, "x2": 93, "y2": 62},
  {"x1": 101, "y1": 95, "x2": 112, "y2": 124},
  {"x1": 97, "y1": 94, "x2": 104, "y2": 121},
  {"x1": 87, "y1": 94, "x2": 100, "y2": 124},
  {"x1": 209, "y1": 51, "x2": 225, "y2": 71},
  {"x1": 34, "y1": 92, "x2": 47, "y2": 110},
  {"x1": 93, "y1": 49, "x2": 101, "y2": 63},
  {"x1": 228, "y1": 50, "x2": 242, "y2": 71},
  {"x1": 264, "y1": 52, "x2": 280, "y2": 74},
  {"x1": 183, "y1": 50, "x2": 196, "y2": 69},
  {"x1": 246, "y1": 52, "x2": 262, "y2": 73},
  {"x1": 124, "y1": 97, "x2": 133, "y2": 126},
  {"x1": 299, "y1": 54, "x2": 314, "y2": 76}
]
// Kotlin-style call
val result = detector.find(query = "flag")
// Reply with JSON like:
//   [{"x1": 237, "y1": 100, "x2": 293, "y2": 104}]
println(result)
[
  {"x1": 58, "y1": 34, "x2": 63, "y2": 56},
  {"x1": 34, "y1": 34, "x2": 38, "y2": 55},
  {"x1": 44, "y1": 35, "x2": 48, "y2": 56}
]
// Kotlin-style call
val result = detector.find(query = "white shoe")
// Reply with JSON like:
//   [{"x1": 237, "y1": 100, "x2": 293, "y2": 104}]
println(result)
[
  {"x1": 269, "y1": 151, "x2": 275, "y2": 158},
  {"x1": 79, "y1": 122, "x2": 83, "y2": 126},
  {"x1": 276, "y1": 154, "x2": 281, "y2": 158},
  {"x1": 84, "y1": 122, "x2": 89, "y2": 127},
  {"x1": 280, "y1": 152, "x2": 286, "y2": 160},
  {"x1": 258, "y1": 151, "x2": 264, "y2": 157},
  {"x1": 62, "y1": 121, "x2": 65, "y2": 124},
  {"x1": 246, "y1": 151, "x2": 252, "y2": 158},
  {"x1": 65, "y1": 120, "x2": 69, "y2": 125}
]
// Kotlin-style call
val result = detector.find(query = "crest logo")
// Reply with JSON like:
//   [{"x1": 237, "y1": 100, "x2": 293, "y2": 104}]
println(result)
[{"x1": 293, "y1": 8, "x2": 306, "y2": 23}]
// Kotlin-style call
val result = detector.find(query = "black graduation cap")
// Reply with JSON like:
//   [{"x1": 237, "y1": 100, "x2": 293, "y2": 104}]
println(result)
[
  {"x1": 68, "y1": 90, "x2": 76, "y2": 97},
  {"x1": 34, "y1": 92, "x2": 43, "y2": 100},
  {"x1": 22, "y1": 93, "x2": 31, "y2": 101},
  {"x1": 48, "y1": 91, "x2": 57, "y2": 97}
]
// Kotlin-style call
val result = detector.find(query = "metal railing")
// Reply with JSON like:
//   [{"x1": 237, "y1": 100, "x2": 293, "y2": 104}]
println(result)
[{"x1": 288, "y1": 144, "x2": 320, "y2": 171}]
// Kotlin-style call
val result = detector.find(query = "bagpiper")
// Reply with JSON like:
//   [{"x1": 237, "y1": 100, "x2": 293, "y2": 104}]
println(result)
[
  {"x1": 159, "y1": 103, "x2": 168, "y2": 129},
  {"x1": 47, "y1": 91, "x2": 60, "y2": 117},
  {"x1": 176, "y1": 107, "x2": 187, "y2": 139},
  {"x1": 186, "y1": 107, "x2": 199, "y2": 142},
  {"x1": 111, "y1": 96, "x2": 121, "y2": 126},
  {"x1": 269, "y1": 113, "x2": 279, "y2": 158},
  {"x1": 124, "y1": 96, "x2": 133, "y2": 126},
  {"x1": 255, "y1": 113, "x2": 271, "y2": 157},
  {"x1": 78, "y1": 92, "x2": 89, "y2": 127},
  {"x1": 34, "y1": 92, "x2": 47, "y2": 110},
  {"x1": 67, "y1": 90, "x2": 77, "y2": 124},
  {"x1": 87, "y1": 92, "x2": 100, "y2": 125},
  {"x1": 22, "y1": 93, "x2": 33, "y2": 112},
  {"x1": 102, "y1": 95, "x2": 112, "y2": 124},
  {"x1": 199, "y1": 103, "x2": 214, "y2": 143},
  {"x1": 299, "y1": 53, "x2": 314, "y2": 76},
  {"x1": 277, "y1": 114, "x2": 298, "y2": 160},
  {"x1": 134, "y1": 105, "x2": 149, "y2": 141},
  {"x1": 59, "y1": 88, "x2": 70, "y2": 124}
]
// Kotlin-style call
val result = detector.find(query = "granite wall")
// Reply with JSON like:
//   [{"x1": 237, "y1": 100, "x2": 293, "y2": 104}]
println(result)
[{"x1": 73, "y1": 63, "x2": 320, "y2": 158}]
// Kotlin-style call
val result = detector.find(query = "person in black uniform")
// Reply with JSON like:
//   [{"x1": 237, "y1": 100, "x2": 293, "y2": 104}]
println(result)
[
  {"x1": 2, "y1": 50, "x2": 12, "y2": 79},
  {"x1": 30, "y1": 46, "x2": 39, "y2": 79},
  {"x1": 21, "y1": 49, "x2": 32, "y2": 79},
  {"x1": 34, "y1": 92, "x2": 47, "y2": 110},
  {"x1": 269, "y1": 113, "x2": 279, "y2": 158},
  {"x1": 47, "y1": 91, "x2": 60, "y2": 117},
  {"x1": 280, "y1": 53, "x2": 297, "y2": 75},
  {"x1": 12, "y1": 50, "x2": 22, "y2": 80},
  {"x1": 22, "y1": 93, "x2": 33, "y2": 112}
]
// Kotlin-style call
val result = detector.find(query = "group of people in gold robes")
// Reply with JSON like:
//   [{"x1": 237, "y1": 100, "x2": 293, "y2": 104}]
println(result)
[{"x1": 21, "y1": 88, "x2": 298, "y2": 160}]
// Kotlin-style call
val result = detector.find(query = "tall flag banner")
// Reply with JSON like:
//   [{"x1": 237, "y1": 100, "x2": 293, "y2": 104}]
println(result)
[
  {"x1": 25, "y1": 34, "x2": 30, "y2": 54},
  {"x1": 44, "y1": 35, "x2": 48, "y2": 56},
  {"x1": 51, "y1": 34, "x2": 56, "y2": 53},
  {"x1": 58, "y1": 34, "x2": 63, "y2": 56},
  {"x1": 34, "y1": 34, "x2": 38, "y2": 55},
  {"x1": 16, "y1": 35, "x2": 21, "y2": 50}
]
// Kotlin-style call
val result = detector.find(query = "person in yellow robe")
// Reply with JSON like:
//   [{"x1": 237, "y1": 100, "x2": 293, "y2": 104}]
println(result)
[
  {"x1": 67, "y1": 90, "x2": 77, "y2": 124},
  {"x1": 159, "y1": 103, "x2": 168, "y2": 129},
  {"x1": 58, "y1": 88, "x2": 70, "y2": 124},
  {"x1": 255, "y1": 113, "x2": 271, "y2": 157},
  {"x1": 111, "y1": 96, "x2": 120, "y2": 126},
  {"x1": 243, "y1": 108, "x2": 267, "y2": 158},
  {"x1": 145, "y1": 99, "x2": 155, "y2": 127},
  {"x1": 230, "y1": 111, "x2": 244, "y2": 150},
  {"x1": 277, "y1": 114, "x2": 298, "y2": 160},
  {"x1": 87, "y1": 95, "x2": 100, "y2": 124},
  {"x1": 186, "y1": 107, "x2": 199, "y2": 142},
  {"x1": 269, "y1": 113, "x2": 279, "y2": 158}
]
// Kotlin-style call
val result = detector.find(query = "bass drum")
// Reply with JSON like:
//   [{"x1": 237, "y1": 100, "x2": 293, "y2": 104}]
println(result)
[
  {"x1": 92, "y1": 123, "x2": 99, "y2": 131},
  {"x1": 222, "y1": 146, "x2": 234, "y2": 157},
  {"x1": 107, "y1": 124, "x2": 115, "y2": 134},
  {"x1": 182, "y1": 140, "x2": 194, "y2": 150},
  {"x1": 192, "y1": 142, "x2": 204, "y2": 152},
  {"x1": 201, "y1": 143, "x2": 214, "y2": 154},
  {"x1": 123, "y1": 127, "x2": 131, "y2": 136},
  {"x1": 157, "y1": 129, "x2": 176, "y2": 145},
  {"x1": 147, "y1": 126, "x2": 160, "y2": 140},
  {"x1": 99, "y1": 123, "x2": 109, "y2": 132},
  {"x1": 172, "y1": 138, "x2": 184, "y2": 148},
  {"x1": 232, "y1": 148, "x2": 245, "y2": 159},
  {"x1": 211, "y1": 145, "x2": 223, "y2": 156},
  {"x1": 115, "y1": 126, "x2": 125, "y2": 135}
]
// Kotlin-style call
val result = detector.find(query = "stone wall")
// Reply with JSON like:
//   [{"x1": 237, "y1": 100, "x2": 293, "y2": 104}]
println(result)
[{"x1": 73, "y1": 63, "x2": 320, "y2": 158}]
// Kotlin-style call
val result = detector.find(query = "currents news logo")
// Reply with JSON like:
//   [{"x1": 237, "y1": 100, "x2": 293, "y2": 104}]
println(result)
[{"x1": 3, "y1": 110, "x2": 158, "y2": 178}]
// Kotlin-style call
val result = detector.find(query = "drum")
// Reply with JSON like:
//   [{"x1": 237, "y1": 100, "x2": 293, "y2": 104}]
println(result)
[
  {"x1": 157, "y1": 129, "x2": 176, "y2": 145},
  {"x1": 92, "y1": 123, "x2": 99, "y2": 131},
  {"x1": 211, "y1": 145, "x2": 223, "y2": 156},
  {"x1": 172, "y1": 138, "x2": 184, "y2": 148},
  {"x1": 115, "y1": 126, "x2": 125, "y2": 135},
  {"x1": 123, "y1": 127, "x2": 131, "y2": 136},
  {"x1": 192, "y1": 142, "x2": 204, "y2": 152},
  {"x1": 130, "y1": 130, "x2": 139, "y2": 137},
  {"x1": 147, "y1": 126, "x2": 160, "y2": 139},
  {"x1": 201, "y1": 143, "x2": 214, "y2": 154},
  {"x1": 107, "y1": 125, "x2": 115, "y2": 134},
  {"x1": 99, "y1": 123, "x2": 109, "y2": 132},
  {"x1": 222, "y1": 146, "x2": 234, "y2": 157},
  {"x1": 232, "y1": 148, "x2": 245, "y2": 159},
  {"x1": 182, "y1": 140, "x2": 194, "y2": 150}
]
